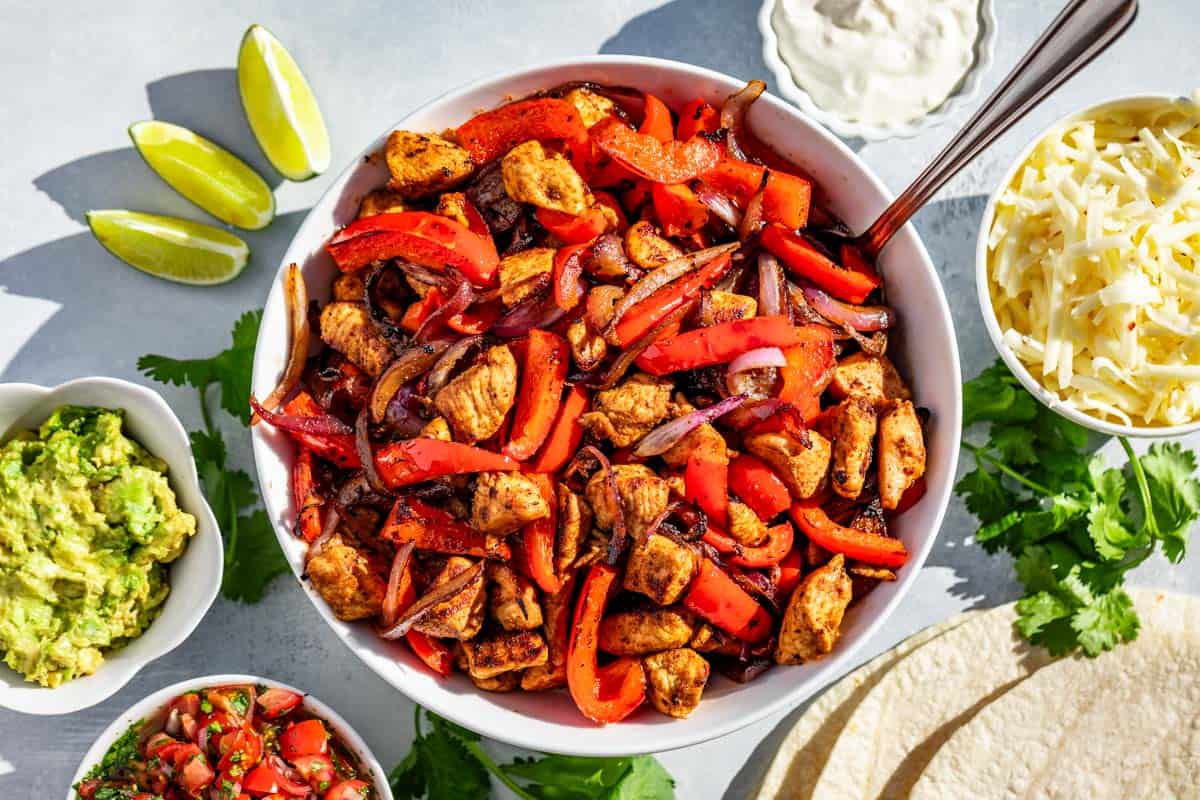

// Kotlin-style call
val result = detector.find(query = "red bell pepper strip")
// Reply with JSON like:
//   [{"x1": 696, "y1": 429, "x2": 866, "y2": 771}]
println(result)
[
  {"x1": 503, "y1": 330, "x2": 568, "y2": 461},
  {"x1": 567, "y1": 563, "x2": 647, "y2": 724},
  {"x1": 460, "y1": 195, "x2": 491, "y2": 238},
  {"x1": 683, "y1": 559, "x2": 774, "y2": 643},
  {"x1": 537, "y1": 206, "x2": 609, "y2": 244},
  {"x1": 391, "y1": 554, "x2": 456, "y2": 676},
  {"x1": 374, "y1": 438, "x2": 518, "y2": 487},
  {"x1": 620, "y1": 179, "x2": 654, "y2": 216},
  {"x1": 762, "y1": 223, "x2": 881, "y2": 304},
  {"x1": 381, "y1": 497, "x2": 512, "y2": 560},
  {"x1": 401, "y1": 287, "x2": 498, "y2": 336},
  {"x1": 590, "y1": 117, "x2": 721, "y2": 184},
  {"x1": 400, "y1": 289, "x2": 440, "y2": 333},
  {"x1": 529, "y1": 383, "x2": 590, "y2": 473},
  {"x1": 778, "y1": 324, "x2": 836, "y2": 422},
  {"x1": 728, "y1": 453, "x2": 791, "y2": 521},
  {"x1": 455, "y1": 97, "x2": 588, "y2": 164},
  {"x1": 703, "y1": 522, "x2": 794, "y2": 568},
  {"x1": 636, "y1": 315, "x2": 799, "y2": 375},
  {"x1": 281, "y1": 392, "x2": 361, "y2": 469},
  {"x1": 676, "y1": 98, "x2": 720, "y2": 140},
  {"x1": 702, "y1": 159, "x2": 813, "y2": 230},
  {"x1": 790, "y1": 502, "x2": 909, "y2": 568},
  {"x1": 327, "y1": 211, "x2": 501, "y2": 286},
  {"x1": 651, "y1": 182, "x2": 709, "y2": 237},
  {"x1": 776, "y1": 548, "x2": 804, "y2": 597},
  {"x1": 518, "y1": 473, "x2": 561, "y2": 594},
  {"x1": 638, "y1": 93, "x2": 674, "y2": 142},
  {"x1": 686, "y1": 451, "x2": 728, "y2": 529},
  {"x1": 551, "y1": 243, "x2": 589, "y2": 310},
  {"x1": 291, "y1": 448, "x2": 324, "y2": 543},
  {"x1": 613, "y1": 253, "x2": 733, "y2": 346}
]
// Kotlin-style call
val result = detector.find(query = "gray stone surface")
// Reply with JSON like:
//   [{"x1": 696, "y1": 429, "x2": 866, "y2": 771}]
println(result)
[{"x1": 1, "y1": 1, "x2": 1197, "y2": 797}]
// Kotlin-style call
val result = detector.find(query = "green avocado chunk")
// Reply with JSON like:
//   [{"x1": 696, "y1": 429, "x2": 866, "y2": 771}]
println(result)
[{"x1": 0, "y1": 405, "x2": 196, "y2": 687}]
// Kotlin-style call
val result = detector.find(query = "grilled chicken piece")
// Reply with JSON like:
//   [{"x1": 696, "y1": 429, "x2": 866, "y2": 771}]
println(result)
[
  {"x1": 433, "y1": 344, "x2": 518, "y2": 442},
  {"x1": 878, "y1": 399, "x2": 926, "y2": 510},
  {"x1": 471, "y1": 670, "x2": 522, "y2": 693},
  {"x1": 555, "y1": 486, "x2": 592, "y2": 574},
  {"x1": 624, "y1": 530, "x2": 698, "y2": 606},
  {"x1": 776, "y1": 553, "x2": 852, "y2": 665},
  {"x1": 585, "y1": 463, "x2": 670, "y2": 538},
  {"x1": 598, "y1": 606, "x2": 695, "y2": 656},
  {"x1": 727, "y1": 367, "x2": 780, "y2": 401},
  {"x1": 564, "y1": 87, "x2": 616, "y2": 128},
  {"x1": 699, "y1": 291, "x2": 757, "y2": 326},
  {"x1": 419, "y1": 416, "x2": 452, "y2": 441},
  {"x1": 642, "y1": 648, "x2": 710, "y2": 718},
  {"x1": 727, "y1": 500, "x2": 769, "y2": 547},
  {"x1": 829, "y1": 352, "x2": 912, "y2": 407},
  {"x1": 461, "y1": 629, "x2": 549, "y2": 680},
  {"x1": 385, "y1": 130, "x2": 474, "y2": 199},
  {"x1": 487, "y1": 562, "x2": 543, "y2": 631},
  {"x1": 501, "y1": 140, "x2": 589, "y2": 215},
  {"x1": 689, "y1": 623, "x2": 742, "y2": 656},
  {"x1": 624, "y1": 220, "x2": 683, "y2": 269},
  {"x1": 830, "y1": 397, "x2": 878, "y2": 500},
  {"x1": 411, "y1": 556, "x2": 486, "y2": 640},
  {"x1": 305, "y1": 536, "x2": 386, "y2": 621},
  {"x1": 471, "y1": 471, "x2": 550, "y2": 535},
  {"x1": 521, "y1": 581, "x2": 573, "y2": 691},
  {"x1": 319, "y1": 302, "x2": 394, "y2": 377},
  {"x1": 566, "y1": 319, "x2": 607, "y2": 371},
  {"x1": 586, "y1": 284, "x2": 625, "y2": 326},
  {"x1": 744, "y1": 429, "x2": 831, "y2": 500},
  {"x1": 357, "y1": 188, "x2": 408, "y2": 218},
  {"x1": 498, "y1": 247, "x2": 554, "y2": 306},
  {"x1": 580, "y1": 374, "x2": 673, "y2": 448},
  {"x1": 661, "y1": 421, "x2": 727, "y2": 469},
  {"x1": 332, "y1": 272, "x2": 366, "y2": 302},
  {"x1": 434, "y1": 191, "x2": 472, "y2": 228}
]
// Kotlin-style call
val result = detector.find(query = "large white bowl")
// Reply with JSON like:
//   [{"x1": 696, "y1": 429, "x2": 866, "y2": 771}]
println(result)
[
  {"x1": 67, "y1": 674, "x2": 394, "y2": 800},
  {"x1": 250, "y1": 56, "x2": 962, "y2": 755},
  {"x1": 0, "y1": 377, "x2": 222, "y2": 715},
  {"x1": 976, "y1": 94, "x2": 1200, "y2": 438}
]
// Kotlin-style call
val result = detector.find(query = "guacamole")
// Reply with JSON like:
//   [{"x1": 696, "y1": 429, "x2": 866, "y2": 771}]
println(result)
[{"x1": 0, "y1": 405, "x2": 196, "y2": 687}]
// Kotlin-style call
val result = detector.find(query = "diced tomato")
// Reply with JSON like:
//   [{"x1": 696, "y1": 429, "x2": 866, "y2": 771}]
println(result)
[
  {"x1": 676, "y1": 98, "x2": 720, "y2": 140},
  {"x1": 291, "y1": 754, "x2": 336, "y2": 793},
  {"x1": 216, "y1": 726, "x2": 264, "y2": 778},
  {"x1": 279, "y1": 719, "x2": 328, "y2": 760},
  {"x1": 323, "y1": 780, "x2": 373, "y2": 800},
  {"x1": 242, "y1": 762, "x2": 310, "y2": 797},
  {"x1": 256, "y1": 688, "x2": 303, "y2": 720},
  {"x1": 174, "y1": 747, "x2": 215, "y2": 796}
]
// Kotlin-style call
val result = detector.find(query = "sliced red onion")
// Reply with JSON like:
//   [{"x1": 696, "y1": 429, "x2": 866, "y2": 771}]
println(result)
[
  {"x1": 378, "y1": 561, "x2": 484, "y2": 640},
  {"x1": 493, "y1": 291, "x2": 567, "y2": 338},
  {"x1": 250, "y1": 395, "x2": 353, "y2": 437},
  {"x1": 165, "y1": 708, "x2": 182, "y2": 736},
  {"x1": 370, "y1": 339, "x2": 452, "y2": 422},
  {"x1": 738, "y1": 175, "x2": 767, "y2": 242},
  {"x1": 587, "y1": 233, "x2": 634, "y2": 279},
  {"x1": 354, "y1": 406, "x2": 388, "y2": 495},
  {"x1": 696, "y1": 187, "x2": 743, "y2": 228},
  {"x1": 381, "y1": 541, "x2": 416, "y2": 628},
  {"x1": 425, "y1": 335, "x2": 484, "y2": 395},
  {"x1": 591, "y1": 299, "x2": 698, "y2": 390},
  {"x1": 305, "y1": 507, "x2": 341, "y2": 566},
  {"x1": 727, "y1": 348, "x2": 787, "y2": 387},
  {"x1": 363, "y1": 262, "x2": 410, "y2": 346},
  {"x1": 723, "y1": 398, "x2": 787, "y2": 431},
  {"x1": 567, "y1": 446, "x2": 629, "y2": 565},
  {"x1": 802, "y1": 285, "x2": 895, "y2": 332},
  {"x1": 757, "y1": 253, "x2": 785, "y2": 317},
  {"x1": 396, "y1": 260, "x2": 456, "y2": 292},
  {"x1": 255, "y1": 264, "x2": 310, "y2": 422},
  {"x1": 720, "y1": 80, "x2": 765, "y2": 162},
  {"x1": 415, "y1": 279, "x2": 475, "y2": 342},
  {"x1": 633, "y1": 394, "x2": 749, "y2": 457}
]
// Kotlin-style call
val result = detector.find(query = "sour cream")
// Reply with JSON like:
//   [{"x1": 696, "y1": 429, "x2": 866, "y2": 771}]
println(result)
[{"x1": 772, "y1": 0, "x2": 981, "y2": 127}]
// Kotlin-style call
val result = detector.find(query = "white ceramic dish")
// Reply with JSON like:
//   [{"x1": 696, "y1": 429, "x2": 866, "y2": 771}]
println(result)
[
  {"x1": 757, "y1": 0, "x2": 997, "y2": 141},
  {"x1": 66, "y1": 673, "x2": 393, "y2": 800},
  {"x1": 250, "y1": 55, "x2": 962, "y2": 755},
  {"x1": 0, "y1": 377, "x2": 222, "y2": 715},
  {"x1": 976, "y1": 93, "x2": 1200, "y2": 439}
]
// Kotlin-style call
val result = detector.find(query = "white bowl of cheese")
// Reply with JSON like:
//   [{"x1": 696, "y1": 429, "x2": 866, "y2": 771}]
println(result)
[{"x1": 977, "y1": 94, "x2": 1200, "y2": 437}]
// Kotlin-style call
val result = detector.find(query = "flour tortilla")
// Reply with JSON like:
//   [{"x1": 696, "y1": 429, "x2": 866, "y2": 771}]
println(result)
[
  {"x1": 912, "y1": 624, "x2": 1200, "y2": 799},
  {"x1": 808, "y1": 589, "x2": 1200, "y2": 800},
  {"x1": 754, "y1": 611, "x2": 981, "y2": 800}
]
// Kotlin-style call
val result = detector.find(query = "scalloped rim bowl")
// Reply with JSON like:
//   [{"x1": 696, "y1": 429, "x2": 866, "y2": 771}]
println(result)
[
  {"x1": 758, "y1": 0, "x2": 997, "y2": 141},
  {"x1": 0, "y1": 377, "x2": 223, "y2": 715},
  {"x1": 66, "y1": 674, "x2": 394, "y2": 800},
  {"x1": 250, "y1": 55, "x2": 961, "y2": 756}
]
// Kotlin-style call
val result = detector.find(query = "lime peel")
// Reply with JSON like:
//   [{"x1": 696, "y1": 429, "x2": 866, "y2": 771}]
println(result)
[{"x1": 86, "y1": 210, "x2": 249, "y2": 286}]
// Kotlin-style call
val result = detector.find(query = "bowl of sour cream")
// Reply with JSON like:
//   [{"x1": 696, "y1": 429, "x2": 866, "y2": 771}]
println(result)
[{"x1": 758, "y1": 0, "x2": 997, "y2": 140}]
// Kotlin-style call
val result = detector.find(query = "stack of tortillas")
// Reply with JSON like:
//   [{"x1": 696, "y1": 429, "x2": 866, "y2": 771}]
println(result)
[{"x1": 755, "y1": 589, "x2": 1200, "y2": 800}]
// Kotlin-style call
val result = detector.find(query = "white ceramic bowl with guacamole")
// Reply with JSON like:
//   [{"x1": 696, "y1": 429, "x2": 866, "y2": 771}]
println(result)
[{"x1": 0, "y1": 377, "x2": 222, "y2": 715}]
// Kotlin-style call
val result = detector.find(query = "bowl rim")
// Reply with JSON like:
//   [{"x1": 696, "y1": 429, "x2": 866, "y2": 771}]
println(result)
[
  {"x1": 0, "y1": 376, "x2": 223, "y2": 715},
  {"x1": 65, "y1": 673, "x2": 395, "y2": 800},
  {"x1": 250, "y1": 53, "x2": 961, "y2": 755},
  {"x1": 756, "y1": 0, "x2": 998, "y2": 141},
  {"x1": 974, "y1": 92, "x2": 1200, "y2": 438}
]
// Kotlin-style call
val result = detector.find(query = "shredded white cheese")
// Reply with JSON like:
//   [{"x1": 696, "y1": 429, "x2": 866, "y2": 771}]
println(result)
[{"x1": 988, "y1": 97, "x2": 1200, "y2": 427}]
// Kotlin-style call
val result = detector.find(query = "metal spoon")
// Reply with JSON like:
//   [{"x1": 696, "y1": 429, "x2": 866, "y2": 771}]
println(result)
[{"x1": 839, "y1": 0, "x2": 1139, "y2": 260}]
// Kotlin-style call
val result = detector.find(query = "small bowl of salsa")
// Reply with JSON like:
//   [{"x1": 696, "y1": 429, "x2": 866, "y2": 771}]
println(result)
[{"x1": 69, "y1": 675, "x2": 392, "y2": 800}]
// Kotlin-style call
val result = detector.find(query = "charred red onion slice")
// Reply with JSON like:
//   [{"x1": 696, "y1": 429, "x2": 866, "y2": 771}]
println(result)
[
  {"x1": 378, "y1": 561, "x2": 484, "y2": 640},
  {"x1": 589, "y1": 233, "x2": 634, "y2": 278},
  {"x1": 724, "y1": 398, "x2": 787, "y2": 431},
  {"x1": 363, "y1": 263, "x2": 410, "y2": 347},
  {"x1": 603, "y1": 242, "x2": 739, "y2": 345},
  {"x1": 395, "y1": 260, "x2": 455, "y2": 292},
  {"x1": 256, "y1": 263, "x2": 310, "y2": 422},
  {"x1": 250, "y1": 395, "x2": 354, "y2": 437},
  {"x1": 738, "y1": 176, "x2": 767, "y2": 242},
  {"x1": 801, "y1": 285, "x2": 895, "y2": 332},
  {"x1": 493, "y1": 291, "x2": 567, "y2": 338},
  {"x1": 565, "y1": 446, "x2": 629, "y2": 565},
  {"x1": 414, "y1": 279, "x2": 475, "y2": 342},
  {"x1": 305, "y1": 506, "x2": 341, "y2": 566},
  {"x1": 381, "y1": 541, "x2": 416, "y2": 629},
  {"x1": 757, "y1": 253, "x2": 785, "y2": 317},
  {"x1": 369, "y1": 339, "x2": 452, "y2": 423},
  {"x1": 696, "y1": 187, "x2": 743, "y2": 228},
  {"x1": 728, "y1": 347, "x2": 787, "y2": 378},
  {"x1": 720, "y1": 80, "x2": 766, "y2": 162},
  {"x1": 633, "y1": 393, "x2": 749, "y2": 457},
  {"x1": 355, "y1": 406, "x2": 388, "y2": 495},
  {"x1": 425, "y1": 334, "x2": 484, "y2": 395},
  {"x1": 592, "y1": 299, "x2": 698, "y2": 390}
]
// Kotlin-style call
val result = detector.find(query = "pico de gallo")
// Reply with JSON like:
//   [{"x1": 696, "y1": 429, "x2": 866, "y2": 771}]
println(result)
[
  {"x1": 75, "y1": 684, "x2": 375, "y2": 800},
  {"x1": 255, "y1": 78, "x2": 929, "y2": 724}
]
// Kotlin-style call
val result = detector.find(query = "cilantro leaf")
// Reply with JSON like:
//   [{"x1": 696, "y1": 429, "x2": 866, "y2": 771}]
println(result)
[
  {"x1": 962, "y1": 361, "x2": 1039, "y2": 426},
  {"x1": 1139, "y1": 442, "x2": 1200, "y2": 562},
  {"x1": 608, "y1": 756, "x2": 676, "y2": 800},
  {"x1": 1071, "y1": 588, "x2": 1139, "y2": 656},
  {"x1": 503, "y1": 755, "x2": 633, "y2": 799},
  {"x1": 221, "y1": 509, "x2": 288, "y2": 603},
  {"x1": 955, "y1": 463, "x2": 1016, "y2": 525},
  {"x1": 389, "y1": 743, "x2": 427, "y2": 800},
  {"x1": 421, "y1": 715, "x2": 491, "y2": 800}
]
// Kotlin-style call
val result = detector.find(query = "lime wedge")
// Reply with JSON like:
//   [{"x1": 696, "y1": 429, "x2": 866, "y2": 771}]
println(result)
[
  {"x1": 86, "y1": 210, "x2": 249, "y2": 285},
  {"x1": 237, "y1": 24, "x2": 330, "y2": 181},
  {"x1": 129, "y1": 120, "x2": 275, "y2": 230}
]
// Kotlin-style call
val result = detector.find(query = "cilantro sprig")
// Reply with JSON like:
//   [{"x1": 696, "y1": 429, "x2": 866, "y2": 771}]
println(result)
[
  {"x1": 139, "y1": 309, "x2": 287, "y2": 603},
  {"x1": 956, "y1": 360, "x2": 1200, "y2": 656},
  {"x1": 391, "y1": 707, "x2": 675, "y2": 800}
]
